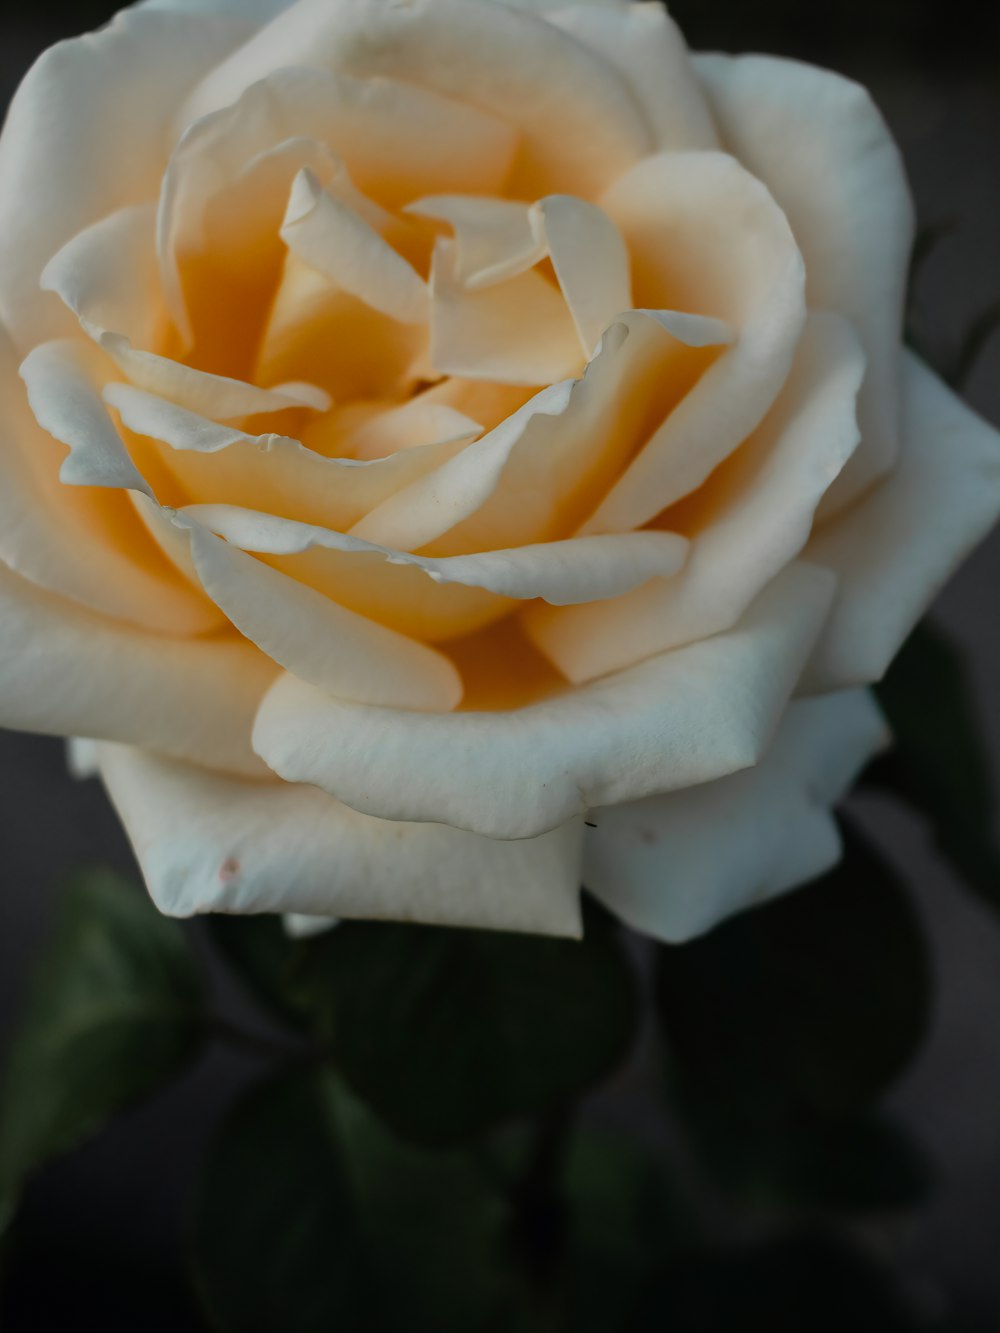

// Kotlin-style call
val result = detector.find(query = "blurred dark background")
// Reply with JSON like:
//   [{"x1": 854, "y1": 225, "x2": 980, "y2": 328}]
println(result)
[{"x1": 1, "y1": 1, "x2": 999, "y2": 1329}]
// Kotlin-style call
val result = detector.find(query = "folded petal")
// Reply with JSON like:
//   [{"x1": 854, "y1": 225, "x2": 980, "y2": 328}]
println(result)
[
  {"x1": 106, "y1": 382, "x2": 469, "y2": 528},
  {"x1": 405, "y1": 195, "x2": 547, "y2": 290},
  {"x1": 584, "y1": 689, "x2": 888, "y2": 943},
  {"x1": 583, "y1": 150, "x2": 807, "y2": 533},
  {"x1": 160, "y1": 510, "x2": 464, "y2": 711},
  {"x1": 535, "y1": 194, "x2": 632, "y2": 357},
  {"x1": 805, "y1": 352, "x2": 1000, "y2": 690},
  {"x1": 526, "y1": 311, "x2": 863, "y2": 681},
  {"x1": 1, "y1": 332, "x2": 222, "y2": 635},
  {"x1": 93, "y1": 742, "x2": 584, "y2": 937},
  {"x1": 428, "y1": 239, "x2": 584, "y2": 385},
  {"x1": 0, "y1": 564, "x2": 274, "y2": 776},
  {"x1": 182, "y1": 0, "x2": 652, "y2": 196},
  {"x1": 0, "y1": 7, "x2": 251, "y2": 349},
  {"x1": 697, "y1": 54, "x2": 914, "y2": 514},
  {"x1": 353, "y1": 309, "x2": 730, "y2": 553},
  {"x1": 252, "y1": 561, "x2": 835, "y2": 839}
]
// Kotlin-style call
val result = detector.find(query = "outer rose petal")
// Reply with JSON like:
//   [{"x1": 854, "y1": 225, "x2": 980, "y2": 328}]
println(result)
[
  {"x1": 181, "y1": 0, "x2": 653, "y2": 196},
  {"x1": 805, "y1": 352, "x2": 1000, "y2": 691},
  {"x1": 583, "y1": 690, "x2": 888, "y2": 944},
  {"x1": 92, "y1": 742, "x2": 584, "y2": 937},
  {"x1": 550, "y1": 2, "x2": 718, "y2": 151},
  {"x1": 696, "y1": 53, "x2": 914, "y2": 514},
  {"x1": 140, "y1": 0, "x2": 287, "y2": 16},
  {"x1": 0, "y1": 7, "x2": 252, "y2": 349},
  {"x1": 252, "y1": 561, "x2": 835, "y2": 840},
  {"x1": 0, "y1": 564, "x2": 274, "y2": 777}
]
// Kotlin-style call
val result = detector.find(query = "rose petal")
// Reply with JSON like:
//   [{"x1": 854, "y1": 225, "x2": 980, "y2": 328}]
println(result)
[
  {"x1": 157, "y1": 509, "x2": 465, "y2": 712},
  {"x1": 280, "y1": 169, "x2": 428, "y2": 324},
  {"x1": 353, "y1": 308, "x2": 730, "y2": 553},
  {"x1": 0, "y1": 7, "x2": 251, "y2": 349},
  {"x1": 583, "y1": 150, "x2": 807, "y2": 533},
  {"x1": 551, "y1": 2, "x2": 717, "y2": 151},
  {"x1": 181, "y1": 0, "x2": 652, "y2": 196},
  {"x1": 428, "y1": 239, "x2": 584, "y2": 385},
  {"x1": 405, "y1": 195, "x2": 547, "y2": 290},
  {"x1": 184, "y1": 499, "x2": 689, "y2": 607},
  {"x1": 93, "y1": 742, "x2": 584, "y2": 936},
  {"x1": 252, "y1": 561, "x2": 835, "y2": 839},
  {"x1": 1, "y1": 333, "x2": 222, "y2": 635},
  {"x1": 697, "y1": 54, "x2": 914, "y2": 515},
  {"x1": 805, "y1": 351, "x2": 1000, "y2": 690},
  {"x1": 105, "y1": 382, "x2": 471, "y2": 528},
  {"x1": 584, "y1": 689, "x2": 888, "y2": 943},
  {"x1": 526, "y1": 311, "x2": 864, "y2": 681},
  {"x1": 533, "y1": 195, "x2": 632, "y2": 357},
  {"x1": 0, "y1": 563, "x2": 274, "y2": 776}
]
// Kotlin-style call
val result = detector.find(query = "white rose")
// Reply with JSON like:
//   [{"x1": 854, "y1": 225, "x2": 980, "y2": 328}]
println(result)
[{"x1": 1, "y1": 0, "x2": 997, "y2": 941}]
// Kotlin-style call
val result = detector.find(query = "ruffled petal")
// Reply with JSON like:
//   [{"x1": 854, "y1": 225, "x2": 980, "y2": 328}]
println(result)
[
  {"x1": 584, "y1": 689, "x2": 888, "y2": 943},
  {"x1": 106, "y1": 382, "x2": 471, "y2": 528},
  {"x1": 252, "y1": 561, "x2": 835, "y2": 839},
  {"x1": 583, "y1": 150, "x2": 807, "y2": 533},
  {"x1": 805, "y1": 352, "x2": 1000, "y2": 690},
  {"x1": 526, "y1": 311, "x2": 863, "y2": 681},
  {"x1": 405, "y1": 195, "x2": 547, "y2": 290},
  {"x1": 93, "y1": 742, "x2": 584, "y2": 937},
  {"x1": 0, "y1": 563, "x2": 274, "y2": 776},
  {"x1": 697, "y1": 54, "x2": 914, "y2": 514},
  {"x1": 158, "y1": 508, "x2": 464, "y2": 711}
]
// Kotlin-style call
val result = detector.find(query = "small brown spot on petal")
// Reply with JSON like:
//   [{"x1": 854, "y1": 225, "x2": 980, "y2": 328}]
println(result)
[{"x1": 219, "y1": 857, "x2": 240, "y2": 883}]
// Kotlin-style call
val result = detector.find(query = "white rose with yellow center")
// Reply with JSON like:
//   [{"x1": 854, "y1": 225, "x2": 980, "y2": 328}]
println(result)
[{"x1": 1, "y1": 0, "x2": 997, "y2": 940}]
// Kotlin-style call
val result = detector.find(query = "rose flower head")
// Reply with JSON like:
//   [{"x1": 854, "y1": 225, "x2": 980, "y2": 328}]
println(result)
[{"x1": 1, "y1": 0, "x2": 997, "y2": 941}]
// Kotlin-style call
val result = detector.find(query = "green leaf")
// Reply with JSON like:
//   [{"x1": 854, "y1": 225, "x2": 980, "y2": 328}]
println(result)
[
  {"x1": 0, "y1": 869, "x2": 205, "y2": 1226},
  {"x1": 654, "y1": 818, "x2": 931, "y2": 1128},
  {"x1": 191, "y1": 1070, "x2": 511, "y2": 1333},
  {"x1": 870, "y1": 619, "x2": 1000, "y2": 911},
  {"x1": 293, "y1": 901, "x2": 639, "y2": 1145}
]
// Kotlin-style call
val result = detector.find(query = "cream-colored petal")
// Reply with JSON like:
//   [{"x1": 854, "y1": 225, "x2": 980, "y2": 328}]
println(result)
[
  {"x1": 551, "y1": 2, "x2": 717, "y2": 150},
  {"x1": 181, "y1": 0, "x2": 652, "y2": 196},
  {"x1": 584, "y1": 689, "x2": 888, "y2": 943},
  {"x1": 41, "y1": 203, "x2": 164, "y2": 351},
  {"x1": 140, "y1": 0, "x2": 287, "y2": 16},
  {"x1": 280, "y1": 169, "x2": 428, "y2": 324},
  {"x1": 428, "y1": 239, "x2": 583, "y2": 385},
  {"x1": 533, "y1": 194, "x2": 631, "y2": 357},
  {"x1": 183, "y1": 501, "x2": 689, "y2": 604},
  {"x1": 104, "y1": 382, "x2": 468, "y2": 529},
  {"x1": 161, "y1": 510, "x2": 464, "y2": 712},
  {"x1": 21, "y1": 340, "x2": 152, "y2": 495},
  {"x1": 527, "y1": 311, "x2": 863, "y2": 681},
  {"x1": 697, "y1": 54, "x2": 914, "y2": 515},
  {"x1": 94, "y1": 742, "x2": 583, "y2": 936},
  {"x1": 342, "y1": 399, "x2": 481, "y2": 461},
  {"x1": 1, "y1": 333, "x2": 221, "y2": 635},
  {"x1": 0, "y1": 563, "x2": 274, "y2": 776},
  {"x1": 354, "y1": 308, "x2": 730, "y2": 553},
  {"x1": 405, "y1": 195, "x2": 547, "y2": 290},
  {"x1": 252, "y1": 561, "x2": 834, "y2": 840},
  {"x1": 0, "y1": 7, "x2": 251, "y2": 350},
  {"x1": 805, "y1": 351, "x2": 1000, "y2": 691},
  {"x1": 584, "y1": 150, "x2": 806, "y2": 534}
]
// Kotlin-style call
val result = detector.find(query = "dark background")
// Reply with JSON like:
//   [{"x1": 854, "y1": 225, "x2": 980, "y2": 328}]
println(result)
[{"x1": 1, "y1": 2, "x2": 1000, "y2": 1328}]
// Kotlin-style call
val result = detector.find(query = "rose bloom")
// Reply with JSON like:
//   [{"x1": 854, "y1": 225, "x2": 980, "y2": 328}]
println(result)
[{"x1": 0, "y1": 0, "x2": 997, "y2": 941}]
